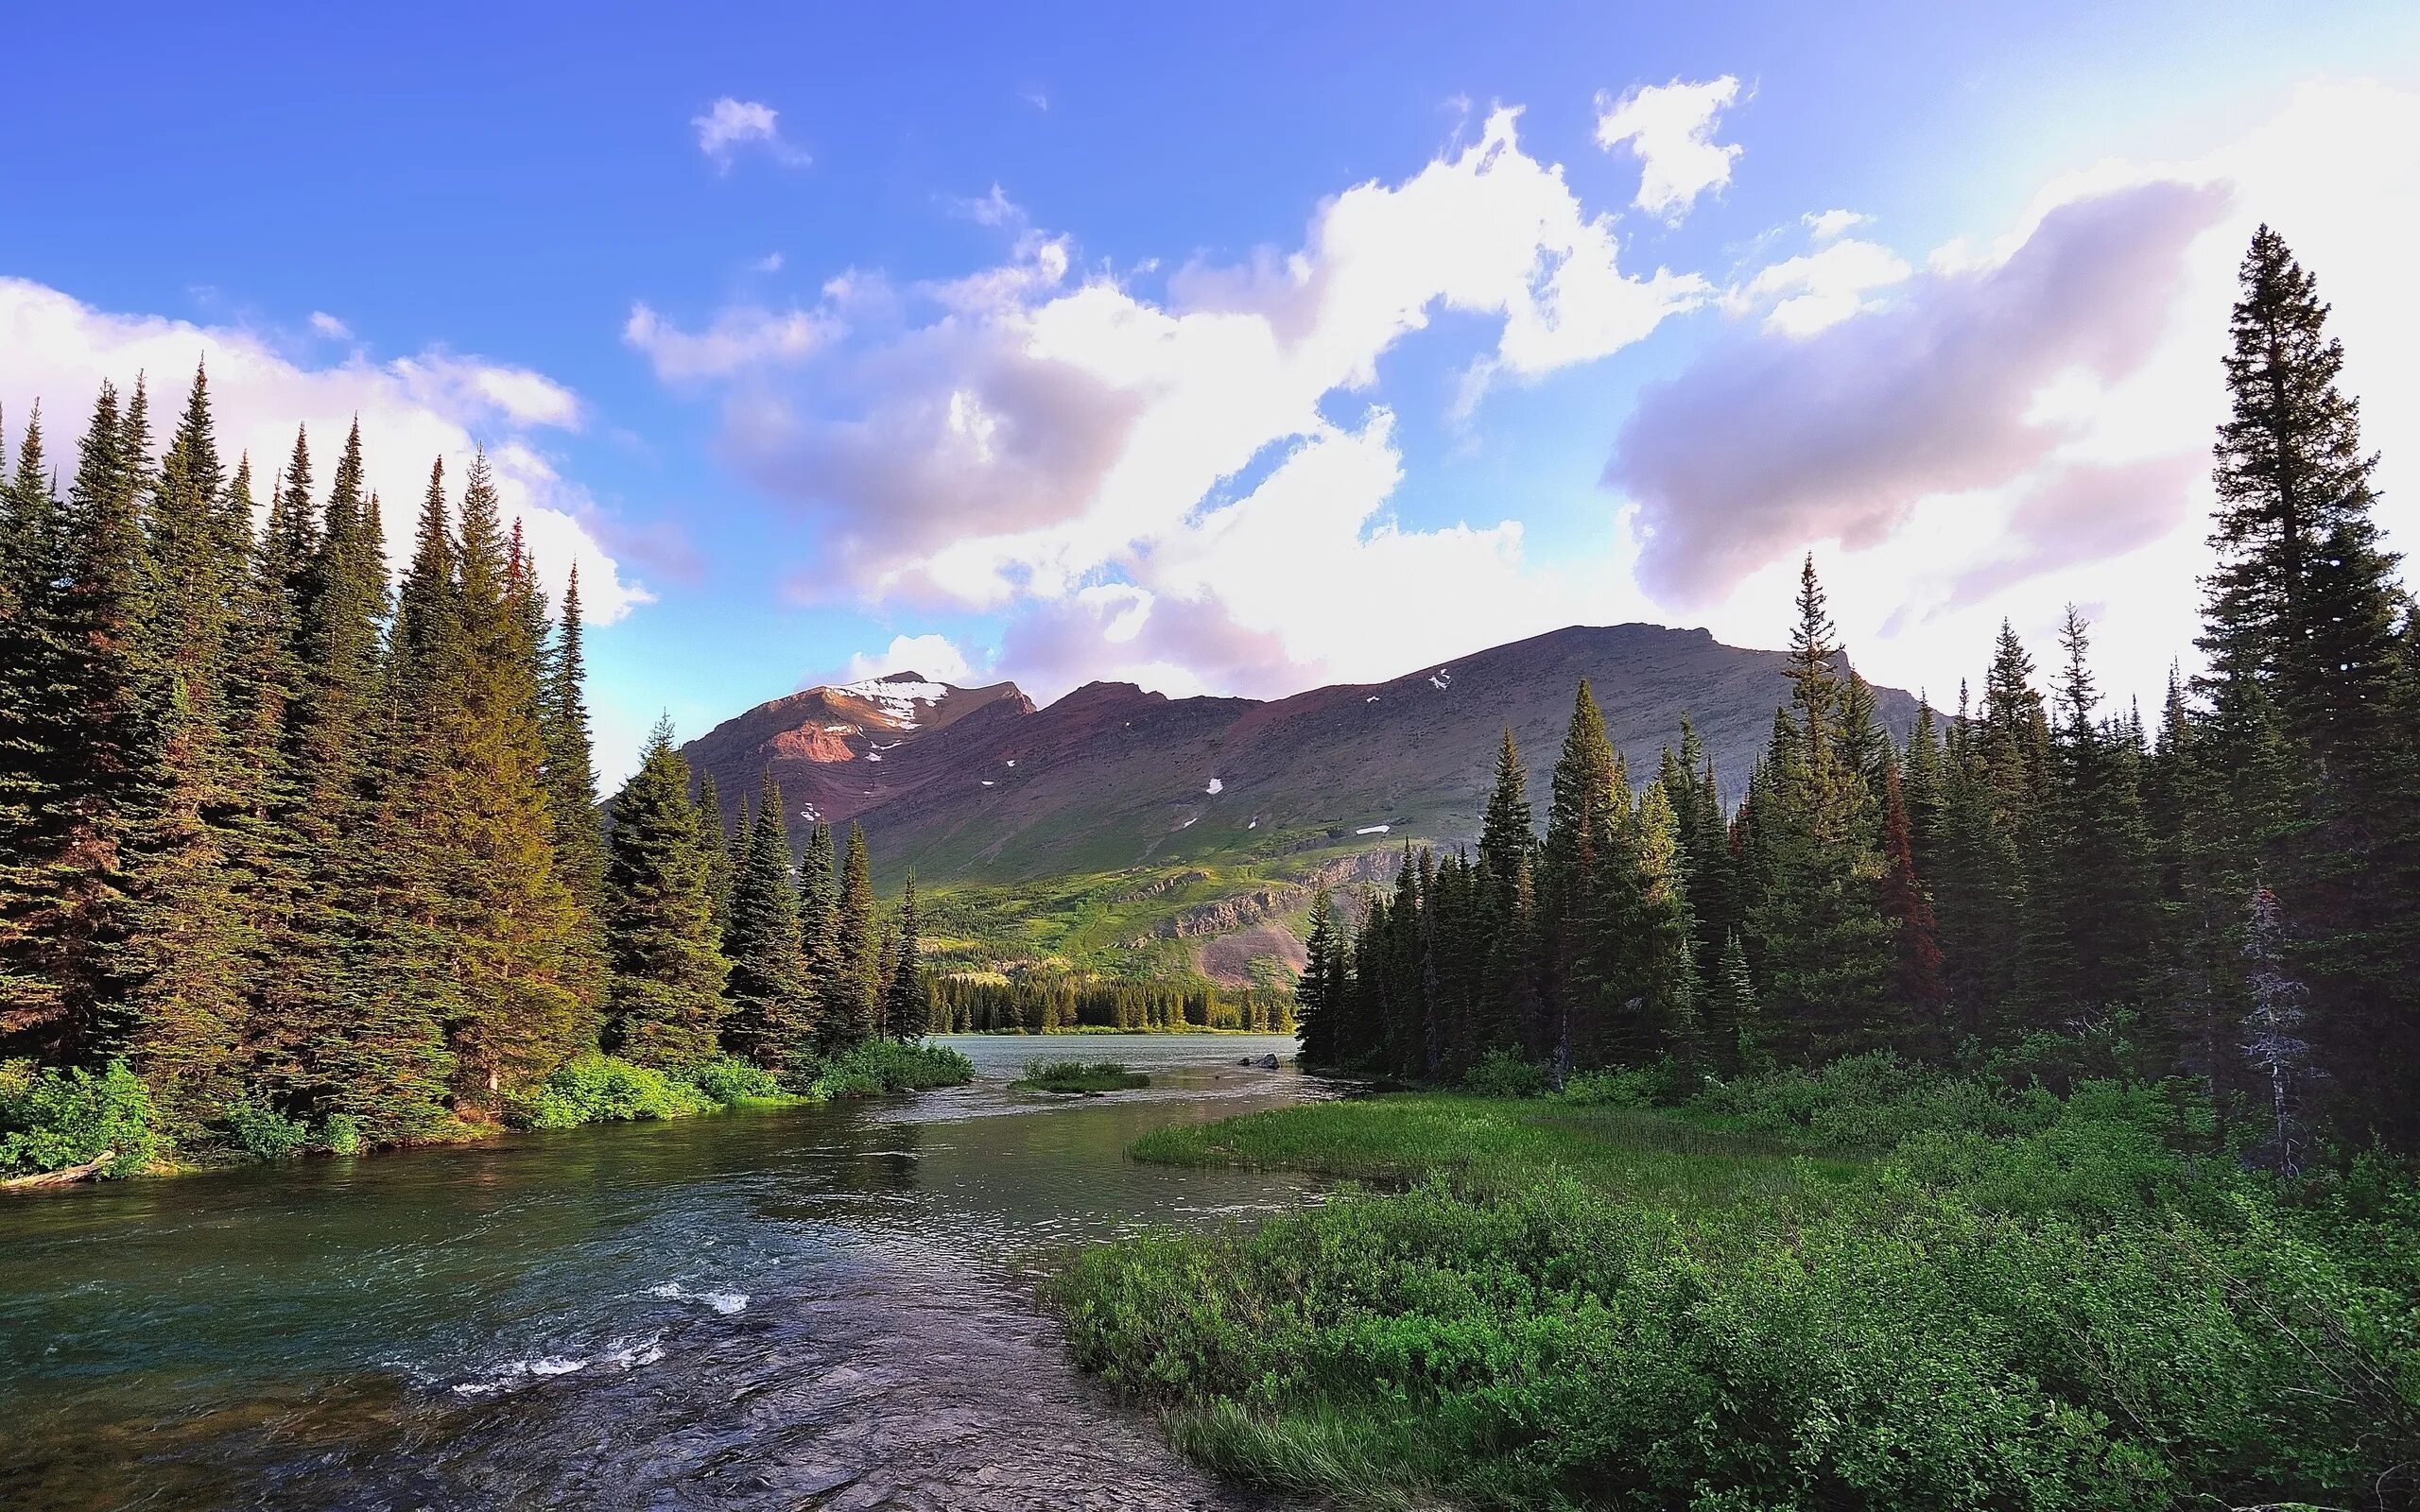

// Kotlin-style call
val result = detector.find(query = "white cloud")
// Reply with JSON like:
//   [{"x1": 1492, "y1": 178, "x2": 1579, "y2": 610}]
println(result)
[
  {"x1": 1729, "y1": 237, "x2": 1911, "y2": 335},
  {"x1": 1639, "y1": 79, "x2": 2420, "y2": 742},
  {"x1": 0, "y1": 276, "x2": 648, "y2": 627},
  {"x1": 692, "y1": 97, "x2": 809, "y2": 173},
  {"x1": 307, "y1": 310, "x2": 350, "y2": 339},
  {"x1": 644, "y1": 106, "x2": 1695, "y2": 700},
  {"x1": 1594, "y1": 77, "x2": 1745, "y2": 221},
  {"x1": 1803, "y1": 208, "x2": 1869, "y2": 241},
  {"x1": 834, "y1": 632, "x2": 980, "y2": 687},
  {"x1": 623, "y1": 301, "x2": 838, "y2": 383},
  {"x1": 749, "y1": 251, "x2": 785, "y2": 274}
]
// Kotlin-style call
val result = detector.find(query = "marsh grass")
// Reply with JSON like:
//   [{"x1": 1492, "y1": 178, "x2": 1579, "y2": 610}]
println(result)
[
  {"x1": 1014, "y1": 1059, "x2": 1152, "y2": 1094},
  {"x1": 1057, "y1": 1082, "x2": 2420, "y2": 1511}
]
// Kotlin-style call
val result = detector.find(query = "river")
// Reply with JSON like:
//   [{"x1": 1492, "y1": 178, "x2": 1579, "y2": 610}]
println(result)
[{"x1": 0, "y1": 1035, "x2": 1324, "y2": 1510}]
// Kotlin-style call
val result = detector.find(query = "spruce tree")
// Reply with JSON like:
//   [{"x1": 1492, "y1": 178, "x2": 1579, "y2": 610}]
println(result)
[
  {"x1": 725, "y1": 773, "x2": 813, "y2": 1071},
  {"x1": 115, "y1": 368, "x2": 251, "y2": 1128},
  {"x1": 1631, "y1": 783, "x2": 1701, "y2": 1067},
  {"x1": 1296, "y1": 885, "x2": 1344, "y2": 1066},
  {"x1": 1538, "y1": 683, "x2": 1632, "y2": 1072},
  {"x1": 602, "y1": 719, "x2": 728, "y2": 1068},
  {"x1": 0, "y1": 405, "x2": 68, "y2": 1047},
  {"x1": 884, "y1": 871, "x2": 929, "y2": 1040},
  {"x1": 432, "y1": 453, "x2": 591, "y2": 1112},
  {"x1": 797, "y1": 819, "x2": 839, "y2": 1009},
  {"x1": 830, "y1": 824, "x2": 879, "y2": 1048},
  {"x1": 695, "y1": 771, "x2": 735, "y2": 934},
  {"x1": 541, "y1": 564, "x2": 609, "y2": 928}
]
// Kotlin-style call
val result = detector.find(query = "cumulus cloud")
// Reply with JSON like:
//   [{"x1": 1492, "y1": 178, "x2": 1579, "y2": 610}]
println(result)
[
  {"x1": 1728, "y1": 237, "x2": 1911, "y2": 335},
  {"x1": 0, "y1": 276, "x2": 648, "y2": 624},
  {"x1": 692, "y1": 97, "x2": 809, "y2": 173},
  {"x1": 1594, "y1": 77, "x2": 1745, "y2": 221},
  {"x1": 711, "y1": 110, "x2": 1698, "y2": 610},
  {"x1": 307, "y1": 310, "x2": 350, "y2": 339},
  {"x1": 1608, "y1": 177, "x2": 2231, "y2": 604},
  {"x1": 639, "y1": 107, "x2": 1695, "y2": 698},
  {"x1": 1804, "y1": 209, "x2": 1869, "y2": 241},
  {"x1": 1943, "y1": 455, "x2": 2202, "y2": 607},
  {"x1": 624, "y1": 301, "x2": 838, "y2": 383},
  {"x1": 834, "y1": 632, "x2": 980, "y2": 687}
]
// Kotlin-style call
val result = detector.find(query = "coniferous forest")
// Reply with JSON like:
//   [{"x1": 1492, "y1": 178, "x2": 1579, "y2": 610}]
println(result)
[
  {"x1": 1294, "y1": 226, "x2": 2419, "y2": 1164},
  {"x1": 0, "y1": 374, "x2": 956, "y2": 1176}
]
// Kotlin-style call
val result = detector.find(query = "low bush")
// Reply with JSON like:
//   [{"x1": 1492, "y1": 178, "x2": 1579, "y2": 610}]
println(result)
[
  {"x1": 319, "y1": 1112, "x2": 365, "y2": 1156},
  {"x1": 1459, "y1": 1048, "x2": 1548, "y2": 1098},
  {"x1": 220, "y1": 1099, "x2": 311, "y2": 1160},
  {"x1": 0, "y1": 1058, "x2": 157, "y2": 1178},
  {"x1": 686, "y1": 1056, "x2": 786, "y2": 1105},
  {"x1": 809, "y1": 1040, "x2": 976, "y2": 1100},
  {"x1": 510, "y1": 1054, "x2": 713, "y2": 1129}
]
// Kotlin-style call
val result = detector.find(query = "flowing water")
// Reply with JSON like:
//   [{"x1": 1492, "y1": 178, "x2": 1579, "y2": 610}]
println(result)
[{"x1": 0, "y1": 1035, "x2": 1327, "y2": 1510}]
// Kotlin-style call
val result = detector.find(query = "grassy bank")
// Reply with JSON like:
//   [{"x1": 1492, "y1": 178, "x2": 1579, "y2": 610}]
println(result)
[
  {"x1": 1051, "y1": 1061, "x2": 2420, "y2": 1511},
  {"x1": 1015, "y1": 1059, "x2": 1152, "y2": 1094},
  {"x1": 1, "y1": 1040, "x2": 976, "y2": 1186}
]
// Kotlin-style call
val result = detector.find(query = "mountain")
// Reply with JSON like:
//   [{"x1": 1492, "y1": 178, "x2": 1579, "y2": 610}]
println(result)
[{"x1": 681, "y1": 625, "x2": 1917, "y2": 983}]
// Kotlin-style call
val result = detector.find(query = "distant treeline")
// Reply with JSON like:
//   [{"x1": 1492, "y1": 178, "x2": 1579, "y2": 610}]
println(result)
[
  {"x1": 1299, "y1": 227, "x2": 2420, "y2": 1161},
  {"x1": 930, "y1": 973, "x2": 1293, "y2": 1034}
]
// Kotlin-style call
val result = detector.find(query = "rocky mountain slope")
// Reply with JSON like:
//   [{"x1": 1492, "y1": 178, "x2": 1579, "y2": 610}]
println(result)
[{"x1": 682, "y1": 625, "x2": 1918, "y2": 982}]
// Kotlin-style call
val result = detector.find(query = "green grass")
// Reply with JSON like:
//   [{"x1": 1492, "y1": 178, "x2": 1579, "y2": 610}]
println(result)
[
  {"x1": 1014, "y1": 1059, "x2": 1152, "y2": 1094},
  {"x1": 1132, "y1": 1094, "x2": 1848, "y2": 1204},
  {"x1": 1052, "y1": 1071, "x2": 2420, "y2": 1512}
]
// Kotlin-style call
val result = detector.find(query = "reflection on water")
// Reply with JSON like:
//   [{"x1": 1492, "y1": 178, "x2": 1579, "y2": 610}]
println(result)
[{"x1": 0, "y1": 1034, "x2": 1324, "y2": 1510}]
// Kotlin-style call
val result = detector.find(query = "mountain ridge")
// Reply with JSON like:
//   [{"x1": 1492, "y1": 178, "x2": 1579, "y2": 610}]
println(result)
[{"x1": 679, "y1": 625, "x2": 1918, "y2": 983}]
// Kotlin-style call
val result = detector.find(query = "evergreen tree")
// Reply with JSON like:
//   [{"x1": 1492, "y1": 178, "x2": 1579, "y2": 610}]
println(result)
[
  {"x1": 1877, "y1": 760, "x2": 1946, "y2": 1051},
  {"x1": 1537, "y1": 684, "x2": 1632, "y2": 1072},
  {"x1": 114, "y1": 368, "x2": 251, "y2": 1127},
  {"x1": 830, "y1": 824, "x2": 879, "y2": 1048},
  {"x1": 884, "y1": 872, "x2": 929, "y2": 1040},
  {"x1": 724, "y1": 773, "x2": 813, "y2": 1071},
  {"x1": 1296, "y1": 885, "x2": 1345, "y2": 1066},
  {"x1": 602, "y1": 719, "x2": 728, "y2": 1068},
  {"x1": 1632, "y1": 783, "x2": 1701, "y2": 1066},
  {"x1": 0, "y1": 404, "x2": 69, "y2": 1046},
  {"x1": 1747, "y1": 558, "x2": 1893, "y2": 1060},
  {"x1": 431, "y1": 453, "x2": 591, "y2": 1113},
  {"x1": 797, "y1": 820, "x2": 839, "y2": 1010},
  {"x1": 541, "y1": 564, "x2": 609, "y2": 929}
]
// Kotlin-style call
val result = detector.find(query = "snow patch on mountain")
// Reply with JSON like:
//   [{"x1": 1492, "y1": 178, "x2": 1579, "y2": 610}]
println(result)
[{"x1": 1205, "y1": 777, "x2": 1223, "y2": 795}]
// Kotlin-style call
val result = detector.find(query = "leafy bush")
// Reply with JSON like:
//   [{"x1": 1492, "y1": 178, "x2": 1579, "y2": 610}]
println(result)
[
  {"x1": 0, "y1": 1058, "x2": 157, "y2": 1178},
  {"x1": 320, "y1": 1112, "x2": 365, "y2": 1156},
  {"x1": 221, "y1": 1098, "x2": 311, "y2": 1160},
  {"x1": 1459, "y1": 1048, "x2": 1548, "y2": 1098},
  {"x1": 686, "y1": 1056, "x2": 786, "y2": 1105},
  {"x1": 809, "y1": 1040, "x2": 975, "y2": 1100},
  {"x1": 510, "y1": 1054, "x2": 713, "y2": 1129}
]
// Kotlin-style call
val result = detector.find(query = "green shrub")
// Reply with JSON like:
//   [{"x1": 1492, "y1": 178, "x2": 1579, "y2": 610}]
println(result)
[
  {"x1": 320, "y1": 1112, "x2": 365, "y2": 1156},
  {"x1": 809, "y1": 1040, "x2": 976, "y2": 1100},
  {"x1": 510, "y1": 1054, "x2": 713, "y2": 1129},
  {"x1": 1459, "y1": 1048, "x2": 1548, "y2": 1098},
  {"x1": 686, "y1": 1056, "x2": 786, "y2": 1104},
  {"x1": 0, "y1": 1058, "x2": 157, "y2": 1178},
  {"x1": 221, "y1": 1098, "x2": 311, "y2": 1160}
]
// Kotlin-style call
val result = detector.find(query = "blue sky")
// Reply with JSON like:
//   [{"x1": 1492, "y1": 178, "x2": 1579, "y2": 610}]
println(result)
[{"x1": 6, "y1": 2, "x2": 2418, "y2": 781}]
